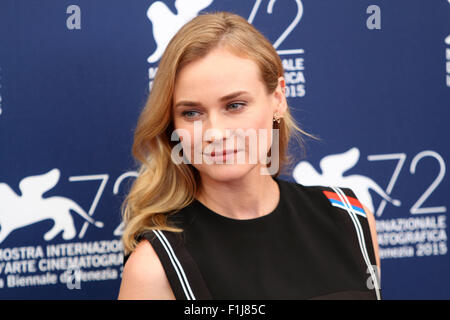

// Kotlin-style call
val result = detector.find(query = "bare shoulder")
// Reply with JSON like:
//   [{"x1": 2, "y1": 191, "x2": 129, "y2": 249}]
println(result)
[{"x1": 118, "y1": 239, "x2": 175, "y2": 300}]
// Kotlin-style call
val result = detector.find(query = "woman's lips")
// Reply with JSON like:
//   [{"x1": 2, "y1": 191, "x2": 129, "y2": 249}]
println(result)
[
  {"x1": 209, "y1": 150, "x2": 237, "y2": 157},
  {"x1": 204, "y1": 149, "x2": 242, "y2": 161}
]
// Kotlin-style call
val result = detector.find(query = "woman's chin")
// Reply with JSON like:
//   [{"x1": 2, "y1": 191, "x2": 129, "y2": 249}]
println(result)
[{"x1": 196, "y1": 163, "x2": 257, "y2": 182}]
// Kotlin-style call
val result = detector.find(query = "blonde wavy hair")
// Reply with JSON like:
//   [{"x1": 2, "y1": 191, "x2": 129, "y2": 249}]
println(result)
[{"x1": 121, "y1": 11, "x2": 315, "y2": 254}]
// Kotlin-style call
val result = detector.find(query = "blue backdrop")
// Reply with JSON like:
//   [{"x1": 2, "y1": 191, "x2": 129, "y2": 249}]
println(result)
[{"x1": 0, "y1": 0, "x2": 449, "y2": 299}]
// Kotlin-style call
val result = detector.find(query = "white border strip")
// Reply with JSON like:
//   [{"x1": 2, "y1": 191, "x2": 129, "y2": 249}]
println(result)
[
  {"x1": 331, "y1": 187, "x2": 381, "y2": 300},
  {"x1": 153, "y1": 230, "x2": 196, "y2": 300}
]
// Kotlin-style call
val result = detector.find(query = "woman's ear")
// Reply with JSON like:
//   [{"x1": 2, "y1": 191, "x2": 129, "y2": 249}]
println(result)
[{"x1": 273, "y1": 76, "x2": 288, "y2": 116}]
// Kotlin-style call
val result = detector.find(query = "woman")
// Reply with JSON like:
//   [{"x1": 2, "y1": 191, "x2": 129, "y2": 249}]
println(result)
[{"x1": 118, "y1": 12, "x2": 381, "y2": 300}]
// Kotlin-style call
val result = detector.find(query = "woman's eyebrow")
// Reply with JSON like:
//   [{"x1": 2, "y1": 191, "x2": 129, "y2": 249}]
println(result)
[
  {"x1": 174, "y1": 90, "x2": 250, "y2": 109},
  {"x1": 219, "y1": 90, "x2": 249, "y2": 102},
  {"x1": 174, "y1": 100, "x2": 201, "y2": 109}
]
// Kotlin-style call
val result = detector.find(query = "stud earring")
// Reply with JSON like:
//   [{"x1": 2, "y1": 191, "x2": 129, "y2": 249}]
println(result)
[{"x1": 273, "y1": 113, "x2": 281, "y2": 124}]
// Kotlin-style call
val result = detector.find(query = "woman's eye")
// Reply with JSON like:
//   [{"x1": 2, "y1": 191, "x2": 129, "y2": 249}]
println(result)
[
  {"x1": 182, "y1": 110, "x2": 200, "y2": 119},
  {"x1": 181, "y1": 102, "x2": 245, "y2": 119},
  {"x1": 227, "y1": 102, "x2": 245, "y2": 111}
]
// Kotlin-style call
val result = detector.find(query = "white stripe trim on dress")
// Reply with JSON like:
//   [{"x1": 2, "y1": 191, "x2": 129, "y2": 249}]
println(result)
[
  {"x1": 153, "y1": 230, "x2": 196, "y2": 300},
  {"x1": 331, "y1": 187, "x2": 381, "y2": 300},
  {"x1": 329, "y1": 202, "x2": 367, "y2": 218},
  {"x1": 333, "y1": 187, "x2": 381, "y2": 300}
]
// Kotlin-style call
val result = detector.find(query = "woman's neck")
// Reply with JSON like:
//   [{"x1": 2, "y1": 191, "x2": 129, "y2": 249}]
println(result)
[{"x1": 195, "y1": 167, "x2": 280, "y2": 220}]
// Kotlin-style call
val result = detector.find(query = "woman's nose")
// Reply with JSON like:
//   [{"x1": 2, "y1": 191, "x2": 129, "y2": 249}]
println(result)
[{"x1": 203, "y1": 114, "x2": 233, "y2": 143}]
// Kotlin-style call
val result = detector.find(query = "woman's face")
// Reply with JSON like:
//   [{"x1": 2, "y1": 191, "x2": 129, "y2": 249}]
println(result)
[{"x1": 172, "y1": 47, "x2": 286, "y2": 182}]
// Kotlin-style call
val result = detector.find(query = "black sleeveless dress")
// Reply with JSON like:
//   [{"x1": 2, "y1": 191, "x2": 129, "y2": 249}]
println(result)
[{"x1": 125, "y1": 177, "x2": 381, "y2": 300}]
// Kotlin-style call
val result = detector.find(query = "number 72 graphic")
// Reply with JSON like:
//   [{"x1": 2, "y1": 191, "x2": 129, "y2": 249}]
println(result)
[
  {"x1": 368, "y1": 150, "x2": 446, "y2": 217},
  {"x1": 68, "y1": 171, "x2": 138, "y2": 238}
]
